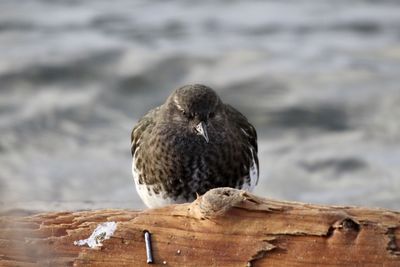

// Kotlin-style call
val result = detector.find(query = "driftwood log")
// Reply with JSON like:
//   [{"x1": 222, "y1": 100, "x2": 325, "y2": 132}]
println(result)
[{"x1": 1, "y1": 188, "x2": 399, "y2": 266}]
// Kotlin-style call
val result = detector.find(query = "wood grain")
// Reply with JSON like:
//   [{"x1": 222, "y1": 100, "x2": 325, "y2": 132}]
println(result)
[{"x1": 1, "y1": 188, "x2": 399, "y2": 266}]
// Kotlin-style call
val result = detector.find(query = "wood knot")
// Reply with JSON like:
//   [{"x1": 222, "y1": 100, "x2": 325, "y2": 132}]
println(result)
[
  {"x1": 196, "y1": 187, "x2": 246, "y2": 218},
  {"x1": 341, "y1": 218, "x2": 360, "y2": 232},
  {"x1": 333, "y1": 217, "x2": 360, "y2": 233}
]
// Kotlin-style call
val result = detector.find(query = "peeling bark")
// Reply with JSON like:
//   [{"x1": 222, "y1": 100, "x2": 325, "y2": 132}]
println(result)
[{"x1": 1, "y1": 188, "x2": 399, "y2": 266}]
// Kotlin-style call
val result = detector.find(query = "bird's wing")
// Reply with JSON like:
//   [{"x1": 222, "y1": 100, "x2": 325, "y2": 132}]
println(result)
[
  {"x1": 224, "y1": 104, "x2": 259, "y2": 187},
  {"x1": 224, "y1": 104, "x2": 258, "y2": 153},
  {"x1": 131, "y1": 107, "x2": 160, "y2": 157}
]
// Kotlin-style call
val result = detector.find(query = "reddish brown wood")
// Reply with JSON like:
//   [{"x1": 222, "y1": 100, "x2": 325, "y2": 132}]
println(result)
[{"x1": 1, "y1": 188, "x2": 399, "y2": 266}]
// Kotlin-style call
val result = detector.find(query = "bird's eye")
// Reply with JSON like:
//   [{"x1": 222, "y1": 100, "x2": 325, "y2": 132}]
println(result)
[
  {"x1": 182, "y1": 110, "x2": 194, "y2": 119},
  {"x1": 209, "y1": 112, "x2": 215, "y2": 118}
]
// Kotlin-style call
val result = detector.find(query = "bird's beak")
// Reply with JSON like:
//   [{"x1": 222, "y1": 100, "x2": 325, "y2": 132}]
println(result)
[{"x1": 195, "y1": 121, "x2": 209, "y2": 143}]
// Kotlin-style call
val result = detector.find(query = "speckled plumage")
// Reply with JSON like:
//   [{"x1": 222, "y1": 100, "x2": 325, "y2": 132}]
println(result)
[{"x1": 131, "y1": 84, "x2": 258, "y2": 208}]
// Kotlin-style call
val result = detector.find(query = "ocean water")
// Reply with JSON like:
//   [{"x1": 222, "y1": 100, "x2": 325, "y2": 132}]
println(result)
[{"x1": 1, "y1": 0, "x2": 400, "y2": 211}]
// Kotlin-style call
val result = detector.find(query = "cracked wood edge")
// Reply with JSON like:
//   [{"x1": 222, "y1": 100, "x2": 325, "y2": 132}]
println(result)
[{"x1": 0, "y1": 188, "x2": 399, "y2": 267}]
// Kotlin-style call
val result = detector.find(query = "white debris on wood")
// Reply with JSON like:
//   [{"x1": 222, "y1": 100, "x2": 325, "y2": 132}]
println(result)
[{"x1": 74, "y1": 221, "x2": 117, "y2": 248}]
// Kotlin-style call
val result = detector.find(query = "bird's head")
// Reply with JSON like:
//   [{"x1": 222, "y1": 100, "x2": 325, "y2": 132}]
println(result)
[{"x1": 165, "y1": 84, "x2": 221, "y2": 143}]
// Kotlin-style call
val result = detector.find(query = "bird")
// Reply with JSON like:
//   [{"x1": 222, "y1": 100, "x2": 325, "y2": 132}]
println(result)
[{"x1": 131, "y1": 84, "x2": 258, "y2": 208}]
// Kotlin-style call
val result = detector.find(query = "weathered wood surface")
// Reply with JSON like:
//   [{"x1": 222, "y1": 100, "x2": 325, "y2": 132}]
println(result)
[{"x1": 0, "y1": 188, "x2": 399, "y2": 266}]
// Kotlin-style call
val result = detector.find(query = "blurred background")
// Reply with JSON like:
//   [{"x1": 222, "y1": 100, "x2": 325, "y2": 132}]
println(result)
[{"x1": 1, "y1": 0, "x2": 399, "y2": 212}]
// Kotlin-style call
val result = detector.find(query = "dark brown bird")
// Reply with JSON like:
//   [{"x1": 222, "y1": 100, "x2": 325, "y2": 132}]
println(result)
[{"x1": 131, "y1": 84, "x2": 258, "y2": 208}]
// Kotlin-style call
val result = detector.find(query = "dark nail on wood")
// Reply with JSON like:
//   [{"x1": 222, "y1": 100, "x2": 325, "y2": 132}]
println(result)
[{"x1": 144, "y1": 230, "x2": 154, "y2": 264}]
